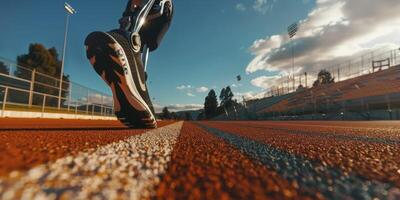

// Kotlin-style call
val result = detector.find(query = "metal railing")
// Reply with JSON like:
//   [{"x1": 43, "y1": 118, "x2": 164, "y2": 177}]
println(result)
[
  {"x1": 0, "y1": 57, "x2": 114, "y2": 117},
  {"x1": 260, "y1": 47, "x2": 400, "y2": 98},
  {"x1": 225, "y1": 47, "x2": 400, "y2": 121}
]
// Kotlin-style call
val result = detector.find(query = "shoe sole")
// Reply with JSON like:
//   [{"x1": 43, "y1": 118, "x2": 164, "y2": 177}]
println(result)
[{"x1": 85, "y1": 31, "x2": 157, "y2": 129}]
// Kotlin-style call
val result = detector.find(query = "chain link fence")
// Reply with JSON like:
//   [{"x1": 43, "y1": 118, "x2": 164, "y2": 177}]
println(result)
[{"x1": 0, "y1": 57, "x2": 114, "y2": 117}]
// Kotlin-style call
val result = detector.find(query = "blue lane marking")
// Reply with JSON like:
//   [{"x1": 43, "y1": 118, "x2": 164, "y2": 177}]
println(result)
[
  {"x1": 197, "y1": 123, "x2": 399, "y2": 200},
  {"x1": 247, "y1": 125, "x2": 400, "y2": 145}
]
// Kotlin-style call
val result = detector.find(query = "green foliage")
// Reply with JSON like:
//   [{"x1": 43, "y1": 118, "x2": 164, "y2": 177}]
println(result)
[
  {"x1": 219, "y1": 86, "x2": 234, "y2": 108},
  {"x1": 313, "y1": 70, "x2": 335, "y2": 87},
  {"x1": 185, "y1": 112, "x2": 193, "y2": 121},
  {"x1": 0, "y1": 61, "x2": 8, "y2": 99},
  {"x1": 162, "y1": 107, "x2": 171, "y2": 119},
  {"x1": 170, "y1": 112, "x2": 177, "y2": 120},
  {"x1": 14, "y1": 43, "x2": 70, "y2": 107},
  {"x1": 202, "y1": 86, "x2": 239, "y2": 119},
  {"x1": 0, "y1": 61, "x2": 9, "y2": 74},
  {"x1": 196, "y1": 112, "x2": 205, "y2": 121},
  {"x1": 204, "y1": 89, "x2": 218, "y2": 119},
  {"x1": 297, "y1": 84, "x2": 305, "y2": 92}
]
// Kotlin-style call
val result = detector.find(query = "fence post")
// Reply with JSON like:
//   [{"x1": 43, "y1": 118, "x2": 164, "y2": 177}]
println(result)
[
  {"x1": 337, "y1": 68, "x2": 340, "y2": 82},
  {"x1": 292, "y1": 76, "x2": 295, "y2": 92},
  {"x1": 313, "y1": 97, "x2": 317, "y2": 119},
  {"x1": 57, "y1": 77, "x2": 63, "y2": 110},
  {"x1": 299, "y1": 74, "x2": 302, "y2": 86},
  {"x1": 101, "y1": 95, "x2": 105, "y2": 116},
  {"x1": 2, "y1": 87, "x2": 8, "y2": 117},
  {"x1": 28, "y1": 69, "x2": 36, "y2": 108},
  {"x1": 390, "y1": 50, "x2": 393, "y2": 68},
  {"x1": 371, "y1": 52, "x2": 374, "y2": 73},
  {"x1": 111, "y1": 103, "x2": 114, "y2": 116},
  {"x1": 86, "y1": 93, "x2": 89, "y2": 115},
  {"x1": 361, "y1": 55, "x2": 364, "y2": 75},
  {"x1": 386, "y1": 95, "x2": 392, "y2": 120},
  {"x1": 68, "y1": 83, "x2": 72, "y2": 112},
  {"x1": 42, "y1": 95, "x2": 46, "y2": 114},
  {"x1": 305, "y1": 72, "x2": 307, "y2": 88},
  {"x1": 348, "y1": 60, "x2": 351, "y2": 77}
]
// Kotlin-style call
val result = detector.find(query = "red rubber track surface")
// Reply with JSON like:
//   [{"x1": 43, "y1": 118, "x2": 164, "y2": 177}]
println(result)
[
  {"x1": 200, "y1": 121, "x2": 400, "y2": 187},
  {"x1": 0, "y1": 119, "x2": 175, "y2": 176},
  {"x1": 154, "y1": 122, "x2": 316, "y2": 200}
]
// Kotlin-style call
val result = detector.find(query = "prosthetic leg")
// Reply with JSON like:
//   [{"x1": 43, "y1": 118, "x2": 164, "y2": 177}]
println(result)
[{"x1": 84, "y1": 0, "x2": 173, "y2": 128}]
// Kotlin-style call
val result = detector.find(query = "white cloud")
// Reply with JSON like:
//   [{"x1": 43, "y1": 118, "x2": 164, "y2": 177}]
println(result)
[
  {"x1": 187, "y1": 92, "x2": 195, "y2": 97},
  {"x1": 176, "y1": 85, "x2": 192, "y2": 90},
  {"x1": 236, "y1": 3, "x2": 246, "y2": 11},
  {"x1": 250, "y1": 75, "x2": 281, "y2": 89},
  {"x1": 154, "y1": 104, "x2": 203, "y2": 113},
  {"x1": 231, "y1": 83, "x2": 243, "y2": 88},
  {"x1": 177, "y1": 85, "x2": 210, "y2": 94},
  {"x1": 78, "y1": 93, "x2": 113, "y2": 106},
  {"x1": 246, "y1": 0, "x2": 400, "y2": 89},
  {"x1": 167, "y1": 104, "x2": 203, "y2": 112},
  {"x1": 196, "y1": 86, "x2": 209, "y2": 93},
  {"x1": 234, "y1": 91, "x2": 267, "y2": 100},
  {"x1": 235, "y1": 0, "x2": 276, "y2": 14},
  {"x1": 253, "y1": 0, "x2": 276, "y2": 14}
]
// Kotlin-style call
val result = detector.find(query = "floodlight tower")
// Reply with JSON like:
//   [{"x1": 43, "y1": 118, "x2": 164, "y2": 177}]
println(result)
[
  {"x1": 58, "y1": 2, "x2": 76, "y2": 109},
  {"x1": 287, "y1": 22, "x2": 298, "y2": 92}
]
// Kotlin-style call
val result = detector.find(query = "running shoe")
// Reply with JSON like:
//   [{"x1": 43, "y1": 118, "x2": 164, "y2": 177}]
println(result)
[
  {"x1": 85, "y1": 30, "x2": 157, "y2": 128},
  {"x1": 84, "y1": 0, "x2": 173, "y2": 128}
]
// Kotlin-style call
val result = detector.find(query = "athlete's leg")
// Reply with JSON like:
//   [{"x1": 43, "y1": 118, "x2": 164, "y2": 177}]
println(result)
[
  {"x1": 84, "y1": 0, "x2": 173, "y2": 128},
  {"x1": 119, "y1": 0, "x2": 143, "y2": 31},
  {"x1": 140, "y1": 0, "x2": 173, "y2": 51}
]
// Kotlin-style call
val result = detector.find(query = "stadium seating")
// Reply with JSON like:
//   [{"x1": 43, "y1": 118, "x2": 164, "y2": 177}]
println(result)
[{"x1": 258, "y1": 65, "x2": 400, "y2": 119}]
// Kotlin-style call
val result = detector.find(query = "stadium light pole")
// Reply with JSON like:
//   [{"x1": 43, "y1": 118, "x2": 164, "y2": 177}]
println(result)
[
  {"x1": 287, "y1": 22, "x2": 298, "y2": 92},
  {"x1": 58, "y1": 2, "x2": 76, "y2": 109}
]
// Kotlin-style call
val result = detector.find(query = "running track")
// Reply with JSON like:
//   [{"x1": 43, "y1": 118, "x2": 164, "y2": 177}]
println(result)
[{"x1": 0, "y1": 119, "x2": 399, "y2": 199}]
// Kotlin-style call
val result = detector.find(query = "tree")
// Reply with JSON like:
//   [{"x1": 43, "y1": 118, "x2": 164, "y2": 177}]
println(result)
[
  {"x1": 219, "y1": 88, "x2": 226, "y2": 105},
  {"x1": 196, "y1": 112, "x2": 205, "y2": 121},
  {"x1": 15, "y1": 43, "x2": 70, "y2": 107},
  {"x1": 170, "y1": 112, "x2": 177, "y2": 120},
  {"x1": 220, "y1": 86, "x2": 234, "y2": 108},
  {"x1": 224, "y1": 86, "x2": 234, "y2": 107},
  {"x1": 204, "y1": 89, "x2": 218, "y2": 119},
  {"x1": 185, "y1": 112, "x2": 193, "y2": 121},
  {"x1": 0, "y1": 61, "x2": 8, "y2": 100},
  {"x1": 162, "y1": 107, "x2": 171, "y2": 119},
  {"x1": 313, "y1": 70, "x2": 335, "y2": 87},
  {"x1": 297, "y1": 84, "x2": 305, "y2": 92},
  {"x1": 0, "y1": 61, "x2": 9, "y2": 74}
]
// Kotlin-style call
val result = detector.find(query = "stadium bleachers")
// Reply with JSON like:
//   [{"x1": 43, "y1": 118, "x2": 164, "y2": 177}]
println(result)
[
  {"x1": 258, "y1": 65, "x2": 400, "y2": 119},
  {"x1": 213, "y1": 93, "x2": 295, "y2": 120}
]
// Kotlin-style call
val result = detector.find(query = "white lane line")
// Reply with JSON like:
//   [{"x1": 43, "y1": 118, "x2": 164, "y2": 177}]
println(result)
[{"x1": 0, "y1": 122, "x2": 183, "y2": 200}]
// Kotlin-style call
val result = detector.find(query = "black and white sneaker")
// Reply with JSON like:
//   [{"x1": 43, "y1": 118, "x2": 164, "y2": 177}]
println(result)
[
  {"x1": 84, "y1": 0, "x2": 173, "y2": 128},
  {"x1": 85, "y1": 30, "x2": 157, "y2": 128}
]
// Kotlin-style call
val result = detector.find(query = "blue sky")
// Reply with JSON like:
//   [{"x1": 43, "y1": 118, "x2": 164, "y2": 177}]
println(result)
[{"x1": 6, "y1": 0, "x2": 397, "y2": 111}]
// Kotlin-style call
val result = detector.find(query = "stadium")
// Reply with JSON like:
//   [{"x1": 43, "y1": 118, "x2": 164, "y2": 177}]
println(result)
[{"x1": 1, "y1": 1, "x2": 400, "y2": 200}]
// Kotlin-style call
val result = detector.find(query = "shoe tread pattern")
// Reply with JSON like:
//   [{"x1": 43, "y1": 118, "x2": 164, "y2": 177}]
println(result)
[{"x1": 85, "y1": 32, "x2": 156, "y2": 128}]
